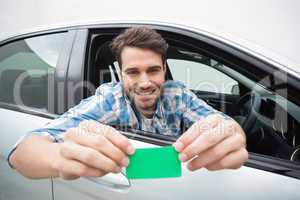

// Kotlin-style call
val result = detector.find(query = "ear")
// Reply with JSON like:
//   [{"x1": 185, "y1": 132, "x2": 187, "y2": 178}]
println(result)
[
  {"x1": 163, "y1": 62, "x2": 167, "y2": 73},
  {"x1": 163, "y1": 62, "x2": 167, "y2": 81}
]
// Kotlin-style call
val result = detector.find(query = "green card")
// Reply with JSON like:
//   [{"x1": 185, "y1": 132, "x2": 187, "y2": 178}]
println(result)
[{"x1": 126, "y1": 146, "x2": 181, "y2": 179}]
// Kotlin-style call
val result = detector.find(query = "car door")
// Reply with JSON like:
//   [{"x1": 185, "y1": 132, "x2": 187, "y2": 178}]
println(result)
[
  {"x1": 0, "y1": 30, "x2": 75, "y2": 199},
  {"x1": 51, "y1": 24, "x2": 300, "y2": 200}
]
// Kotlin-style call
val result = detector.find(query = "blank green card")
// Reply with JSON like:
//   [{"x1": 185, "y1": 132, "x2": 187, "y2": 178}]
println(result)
[{"x1": 126, "y1": 146, "x2": 182, "y2": 179}]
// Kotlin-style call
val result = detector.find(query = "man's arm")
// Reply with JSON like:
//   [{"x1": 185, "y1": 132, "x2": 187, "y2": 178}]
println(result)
[
  {"x1": 9, "y1": 88, "x2": 134, "y2": 179},
  {"x1": 10, "y1": 122, "x2": 135, "y2": 180},
  {"x1": 174, "y1": 114, "x2": 248, "y2": 171},
  {"x1": 10, "y1": 135, "x2": 60, "y2": 179},
  {"x1": 174, "y1": 88, "x2": 248, "y2": 171}
]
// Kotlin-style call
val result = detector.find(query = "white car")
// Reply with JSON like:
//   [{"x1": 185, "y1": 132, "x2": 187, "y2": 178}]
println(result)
[{"x1": 0, "y1": 21, "x2": 300, "y2": 200}]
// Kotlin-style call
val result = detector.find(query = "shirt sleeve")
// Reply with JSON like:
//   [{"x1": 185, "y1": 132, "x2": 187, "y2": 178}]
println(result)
[
  {"x1": 32, "y1": 94, "x2": 104, "y2": 142},
  {"x1": 6, "y1": 89, "x2": 117, "y2": 167},
  {"x1": 181, "y1": 88, "x2": 228, "y2": 129},
  {"x1": 28, "y1": 86, "x2": 122, "y2": 141}
]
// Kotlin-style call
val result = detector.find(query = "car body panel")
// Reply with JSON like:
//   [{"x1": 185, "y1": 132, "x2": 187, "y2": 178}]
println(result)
[
  {"x1": 53, "y1": 141, "x2": 300, "y2": 200},
  {"x1": 0, "y1": 108, "x2": 52, "y2": 200},
  {"x1": 1, "y1": 108, "x2": 299, "y2": 200}
]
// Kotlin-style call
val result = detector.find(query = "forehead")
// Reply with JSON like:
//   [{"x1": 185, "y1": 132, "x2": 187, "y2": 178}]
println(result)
[{"x1": 121, "y1": 47, "x2": 163, "y2": 69}]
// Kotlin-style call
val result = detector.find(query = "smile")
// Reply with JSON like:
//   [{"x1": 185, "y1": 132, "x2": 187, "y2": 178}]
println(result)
[{"x1": 134, "y1": 88, "x2": 157, "y2": 96}]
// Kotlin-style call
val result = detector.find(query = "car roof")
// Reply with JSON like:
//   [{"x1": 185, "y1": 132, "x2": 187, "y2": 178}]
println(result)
[{"x1": 1, "y1": 20, "x2": 299, "y2": 77}]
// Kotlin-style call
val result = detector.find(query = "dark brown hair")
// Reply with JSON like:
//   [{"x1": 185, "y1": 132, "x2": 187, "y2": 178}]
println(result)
[{"x1": 110, "y1": 26, "x2": 168, "y2": 67}]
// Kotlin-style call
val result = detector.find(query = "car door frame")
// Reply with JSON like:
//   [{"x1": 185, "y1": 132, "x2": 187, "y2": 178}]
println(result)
[
  {"x1": 65, "y1": 23, "x2": 300, "y2": 181},
  {"x1": 0, "y1": 28, "x2": 77, "y2": 199}
]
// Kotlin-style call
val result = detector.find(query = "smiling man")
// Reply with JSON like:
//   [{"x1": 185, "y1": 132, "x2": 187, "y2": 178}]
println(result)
[{"x1": 9, "y1": 27, "x2": 248, "y2": 179}]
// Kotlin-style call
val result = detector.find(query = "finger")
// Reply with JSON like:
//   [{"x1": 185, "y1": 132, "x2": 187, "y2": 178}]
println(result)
[
  {"x1": 102, "y1": 126, "x2": 135, "y2": 155},
  {"x1": 187, "y1": 133, "x2": 246, "y2": 171},
  {"x1": 179, "y1": 119, "x2": 237, "y2": 162},
  {"x1": 80, "y1": 121, "x2": 135, "y2": 155},
  {"x1": 60, "y1": 141, "x2": 121, "y2": 173},
  {"x1": 173, "y1": 114, "x2": 223, "y2": 152},
  {"x1": 58, "y1": 159, "x2": 106, "y2": 180},
  {"x1": 59, "y1": 173, "x2": 79, "y2": 180},
  {"x1": 64, "y1": 131, "x2": 129, "y2": 167},
  {"x1": 206, "y1": 148, "x2": 249, "y2": 171}
]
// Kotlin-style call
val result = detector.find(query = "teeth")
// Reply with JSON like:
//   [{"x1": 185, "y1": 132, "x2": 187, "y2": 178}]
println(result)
[
  {"x1": 135, "y1": 89, "x2": 156, "y2": 95},
  {"x1": 137, "y1": 92, "x2": 152, "y2": 95}
]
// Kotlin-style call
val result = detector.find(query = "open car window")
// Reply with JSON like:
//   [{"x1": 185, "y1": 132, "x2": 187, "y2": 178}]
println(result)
[
  {"x1": 165, "y1": 44, "x2": 300, "y2": 164},
  {"x1": 87, "y1": 29, "x2": 300, "y2": 166}
]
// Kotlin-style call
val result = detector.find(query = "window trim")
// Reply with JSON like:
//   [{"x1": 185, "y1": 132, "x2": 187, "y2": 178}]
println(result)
[
  {"x1": 246, "y1": 153, "x2": 300, "y2": 179},
  {"x1": 0, "y1": 101, "x2": 57, "y2": 119},
  {"x1": 64, "y1": 29, "x2": 89, "y2": 111}
]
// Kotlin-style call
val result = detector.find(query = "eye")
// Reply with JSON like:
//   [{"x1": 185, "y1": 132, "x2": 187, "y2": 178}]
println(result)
[
  {"x1": 126, "y1": 70, "x2": 139, "y2": 76},
  {"x1": 148, "y1": 68, "x2": 161, "y2": 74}
]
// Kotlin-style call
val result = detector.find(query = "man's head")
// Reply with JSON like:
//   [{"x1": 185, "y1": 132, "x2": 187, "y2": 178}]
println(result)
[{"x1": 111, "y1": 27, "x2": 168, "y2": 117}]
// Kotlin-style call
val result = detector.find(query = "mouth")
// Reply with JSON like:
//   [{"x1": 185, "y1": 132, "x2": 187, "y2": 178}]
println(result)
[{"x1": 134, "y1": 88, "x2": 157, "y2": 96}]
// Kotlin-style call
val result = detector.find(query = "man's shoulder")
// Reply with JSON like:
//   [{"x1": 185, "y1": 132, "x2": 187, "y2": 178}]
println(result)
[
  {"x1": 163, "y1": 80, "x2": 187, "y2": 89},
  {"x1": 162, "y1": 80, "x2": 189, "y2": 96},
  {"x1": 162, "y1": 80, "x2": 200, "y2": 105},
  {"x1": 95, "y1": 82, "x2": 123, "y2": 98}
]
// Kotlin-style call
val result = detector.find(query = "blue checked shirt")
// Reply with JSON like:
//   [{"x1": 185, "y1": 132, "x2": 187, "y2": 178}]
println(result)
[{"x1": 29, "y1": 80, "x2": 224, "y2": 142}]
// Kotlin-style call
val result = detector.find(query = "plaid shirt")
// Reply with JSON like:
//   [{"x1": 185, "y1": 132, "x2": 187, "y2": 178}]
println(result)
[{"x1": 30, "y1": 80, "x2": 223, "y2": 142}]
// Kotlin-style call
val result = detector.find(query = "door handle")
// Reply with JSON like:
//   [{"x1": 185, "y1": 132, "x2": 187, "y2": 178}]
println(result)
[
  {"x1": 84, "y1": 171, "x2": 131, "y2": 193},
  {"x1": 56, "y1": 139, "x2": 131, "y2": 193}
]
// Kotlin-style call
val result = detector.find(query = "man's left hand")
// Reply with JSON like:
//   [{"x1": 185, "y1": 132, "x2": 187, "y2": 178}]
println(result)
[{"x1": 173, "y1": 114, "x2": 248, "y2": 171}]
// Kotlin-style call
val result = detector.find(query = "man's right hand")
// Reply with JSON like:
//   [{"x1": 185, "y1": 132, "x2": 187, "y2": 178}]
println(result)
[{"x1": 53, "y1": 121, "x2": 135, "y2": 180}]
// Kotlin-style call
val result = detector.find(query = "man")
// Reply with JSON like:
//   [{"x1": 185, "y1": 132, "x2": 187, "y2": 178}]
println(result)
[{"x1": 9, "y1": 27, "x2": 248, "y2": 180}]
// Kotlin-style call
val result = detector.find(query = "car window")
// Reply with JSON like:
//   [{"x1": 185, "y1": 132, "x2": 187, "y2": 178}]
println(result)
[
  {"x1": 0, "y1": 32, "x2": 67, "y2": 112},
  {"x1": 88, "y1": 31, "x2": 300, "y2": 165},
  {"x1": 168, "y1": 49, "x2": 239, "y2": 95}
]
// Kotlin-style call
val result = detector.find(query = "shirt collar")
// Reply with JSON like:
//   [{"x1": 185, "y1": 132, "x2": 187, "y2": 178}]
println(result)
[{"x1": 120, "y1": 81, "x2": 164, "y2": 120}]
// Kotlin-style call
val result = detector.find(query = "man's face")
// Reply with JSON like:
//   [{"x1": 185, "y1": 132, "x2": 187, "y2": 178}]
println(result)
[{"x1": 120, "y1": 47, "x2": 166, "y2": 117}]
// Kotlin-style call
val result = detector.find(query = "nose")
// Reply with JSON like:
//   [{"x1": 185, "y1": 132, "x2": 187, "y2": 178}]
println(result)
[
  {"x1": 139, "y1": 72, "x2": 150, "y2": 82},
  {"x1": 139, "y1": 81, "x2": 152, "y2": 90},
  {"x1": 138, "y1": 72, "x2": 151, "y2": 88}
]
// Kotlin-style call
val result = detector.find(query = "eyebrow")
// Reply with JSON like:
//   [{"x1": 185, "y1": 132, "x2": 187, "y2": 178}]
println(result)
[
  {"x1": 147, "y1": 65, "x2": 163, "y2": 70},
  {"x1": 124, "y1": 65, "x2": 163, "y2": 73}
]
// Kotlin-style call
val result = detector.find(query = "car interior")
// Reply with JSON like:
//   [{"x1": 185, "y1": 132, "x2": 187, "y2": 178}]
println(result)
[{"x1": 85, "y1": 32, "x2": 300, "y2": 164}]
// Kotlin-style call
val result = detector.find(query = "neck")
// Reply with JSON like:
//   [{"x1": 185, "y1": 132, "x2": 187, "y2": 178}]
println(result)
[{"x1": 139, "y1": 107, "x2": 155, "y2": 118}]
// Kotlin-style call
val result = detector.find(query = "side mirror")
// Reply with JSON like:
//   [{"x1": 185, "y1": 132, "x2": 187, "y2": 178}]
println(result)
[{"x1": 231, "y1": 84, "x2": 240, "y2": 95}]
